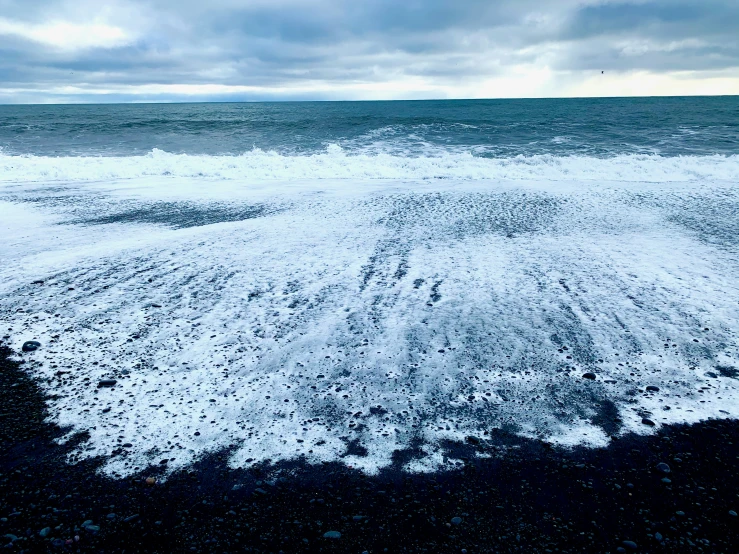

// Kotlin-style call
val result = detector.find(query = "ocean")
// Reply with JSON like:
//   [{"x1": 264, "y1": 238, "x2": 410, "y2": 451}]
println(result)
[{"x1": 1, "y1": 97, "x2": 738, "y2": 477}]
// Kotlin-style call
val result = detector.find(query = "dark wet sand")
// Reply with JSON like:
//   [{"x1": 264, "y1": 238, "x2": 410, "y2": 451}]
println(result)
[{"x1": 2, "y1": 344, "x2": 738, "y2": 553}]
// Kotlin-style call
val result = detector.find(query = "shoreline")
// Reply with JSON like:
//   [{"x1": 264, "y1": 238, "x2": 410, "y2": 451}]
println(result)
[{"x1": 1, "y1": 343, "x2": 738, "y2": 553}]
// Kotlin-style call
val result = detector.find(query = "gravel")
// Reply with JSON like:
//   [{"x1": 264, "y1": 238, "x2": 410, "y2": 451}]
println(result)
[{"x1": 2, "y1": 343, "x2": 739, "y2": 553}]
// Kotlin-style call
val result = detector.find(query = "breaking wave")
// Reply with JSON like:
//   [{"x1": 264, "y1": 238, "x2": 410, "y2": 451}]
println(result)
[{"x1": 2, "y1": 145, "x2": 739, "y2": 183}]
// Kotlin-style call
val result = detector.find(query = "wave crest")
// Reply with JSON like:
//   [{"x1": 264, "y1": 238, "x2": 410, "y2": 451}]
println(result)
[{"x1": 2, "y1": 146, "x2": 738, "y2": 183}]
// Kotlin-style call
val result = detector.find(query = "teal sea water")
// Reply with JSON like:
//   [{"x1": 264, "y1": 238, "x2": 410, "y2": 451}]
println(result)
[{"x1": 0, "y1": 96, "x2": 737, "y2": 158}]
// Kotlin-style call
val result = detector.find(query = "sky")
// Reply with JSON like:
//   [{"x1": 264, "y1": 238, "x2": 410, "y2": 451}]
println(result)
[{"x1": 0, "y1": 0, "x2": 737, "y2": 103}]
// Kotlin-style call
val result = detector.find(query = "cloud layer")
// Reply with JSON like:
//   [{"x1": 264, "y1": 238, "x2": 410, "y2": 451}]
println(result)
[{"x1": 0, "y1": 0, "x2": 737, "y2": 102}]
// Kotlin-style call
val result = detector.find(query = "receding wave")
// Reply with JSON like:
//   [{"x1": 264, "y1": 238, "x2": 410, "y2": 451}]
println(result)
[{"x1": 2, "y1": 145, "x2": 739, "y2": 183}]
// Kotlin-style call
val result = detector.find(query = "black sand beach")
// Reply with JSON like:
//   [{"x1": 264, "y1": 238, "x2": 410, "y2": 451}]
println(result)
[{"x1": 2, "y1": 343, "x2": 738, "y2": 553}]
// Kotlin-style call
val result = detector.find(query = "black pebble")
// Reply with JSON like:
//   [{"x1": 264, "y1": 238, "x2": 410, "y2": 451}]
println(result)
[
  {"x1": 582, "y1": 372, "x2": 596, "y2": 380},
  {"x1": 642, "y1": 418, "x2": 656, "y2": 426},
  {"x1": 97, "y1": 379, "x2": 117, "y2": 388},
  {"x1": 22, "y1": 340, "x2": 41, "y2": 352}
]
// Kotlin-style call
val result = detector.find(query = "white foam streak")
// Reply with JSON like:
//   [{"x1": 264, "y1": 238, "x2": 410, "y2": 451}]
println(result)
[{"x1": 2, "y1": 174, "x2": 739, "y2": 478}]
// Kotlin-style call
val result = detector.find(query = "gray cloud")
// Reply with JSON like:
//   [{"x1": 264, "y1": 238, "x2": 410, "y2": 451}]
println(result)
[{"x1": 0, "y1": 0, "x2": 737, "y2": 102}]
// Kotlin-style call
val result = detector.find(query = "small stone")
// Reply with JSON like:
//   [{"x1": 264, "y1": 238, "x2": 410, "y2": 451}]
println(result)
[
  {"x1": 39, "y1": 527, "x2": 52, "y2": 538},
  {"x1": 654, "y1": 532, "x2": 663, "y2": 541},
  {"x1": 97, "y1": 379, "x2": 117, "y2": 388},
  {"x1": 646, "y1": 386, "x2": 660, "y2": 392},
  {"x1": 582, "y1": 372, "x2": 596, "y2": 380},
  {"x1": 145, "y1": 477, "x2": 156, "y2": 485},
  {"x1": 51, "y1": 538, "x2": 65, "y2": 547},
  {"x1": 661, "y1": 478, "x2": 672, "y2": 483},
  {"x1": 656, "y1": 462, "x2": 670, "y2": 473},
  {"x1": 85, "y1": 525, "x2": 100, "y2": 533},
  {"x1": 451, "y1": 516, "x2": 463, "y2": 525},
  {"x1": 676, "y1": 511, "x2": 685, "y2": 516},
  {"x1": 622, "y1": 540, "x2": 637, "y2": 549},
  {"x1": 107, "y1": 513, "x2": 116, "y2": 519},
  {"x1": 642, "y1": 418, "x2": 655, "y2": 426},
  {"x1": 323, "y1": 531, "x2": 341, "y2": 539},
  {"x1": 729, "y1": 510, "x2": 737, "y2": 517},
  {"x1": 22, "y1": 340, "x2": 41, "y2": 352}
]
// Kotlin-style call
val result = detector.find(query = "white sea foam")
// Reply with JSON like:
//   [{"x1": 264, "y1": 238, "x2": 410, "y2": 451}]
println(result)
[
  {"x1": 1, "y1": 147, "x2": 739, "y2": 184},
  {"x1": 1, "y1": 171, "x2": 739, "y2": 478}
]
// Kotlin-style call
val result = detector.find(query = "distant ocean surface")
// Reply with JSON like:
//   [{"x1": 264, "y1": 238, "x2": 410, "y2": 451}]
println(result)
[
  {"x1": 2, "y1": 97, "x2": 739, "y2": 478},
  {"x1": 1, "y1": 97, "x2": 738, "y2": 182}
]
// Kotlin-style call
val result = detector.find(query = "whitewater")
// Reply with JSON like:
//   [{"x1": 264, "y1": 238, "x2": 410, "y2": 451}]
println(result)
[
  {"x1": 2, "y1": 147, "x2": 739, "y2": 183},
  {"x1": 1, "y1": 144, "x2": 738, "y2": 478}
]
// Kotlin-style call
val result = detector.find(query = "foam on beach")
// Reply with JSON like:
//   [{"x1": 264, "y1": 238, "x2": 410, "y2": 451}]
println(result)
[{"x1": 1, "y1": 158, "x2": 739, "y2": 477}]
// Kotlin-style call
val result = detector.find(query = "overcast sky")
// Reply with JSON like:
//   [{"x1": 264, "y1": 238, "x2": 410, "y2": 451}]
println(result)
[{"x1": 0, "y1": 0, "x2": 737, "y2": 103}]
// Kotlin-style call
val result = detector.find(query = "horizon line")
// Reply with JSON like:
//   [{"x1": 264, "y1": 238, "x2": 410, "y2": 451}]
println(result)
[{"x1": 1, "y1": 93, "x2": 738, "y2": 107}]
